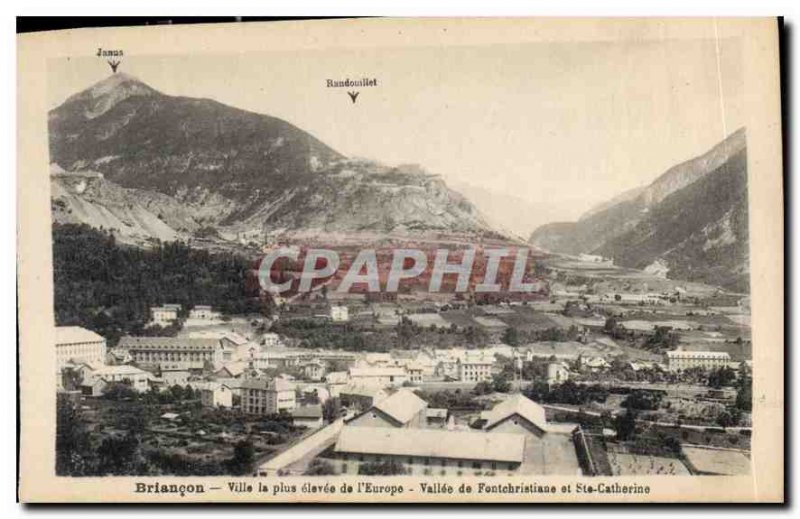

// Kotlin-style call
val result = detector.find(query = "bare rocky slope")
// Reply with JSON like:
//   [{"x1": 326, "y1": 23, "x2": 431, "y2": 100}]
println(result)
[{"x1": 529, "y1": 129, "x2": 749, "y2": 292}]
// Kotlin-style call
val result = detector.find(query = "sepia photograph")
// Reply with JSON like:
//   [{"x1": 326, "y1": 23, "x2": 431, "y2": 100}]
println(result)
[{"x1": 17, "y1": 16, "x2": 784, "y2": 503}]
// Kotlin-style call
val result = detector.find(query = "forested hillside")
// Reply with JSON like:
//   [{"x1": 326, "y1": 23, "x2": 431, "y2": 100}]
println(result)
[{"x1": 52, "y1": 223, "x2": 267, "y2": 345}]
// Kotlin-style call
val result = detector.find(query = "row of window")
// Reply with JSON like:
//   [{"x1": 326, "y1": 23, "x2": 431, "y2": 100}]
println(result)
[
  {"x1": 57, "y1": 345, "x2": 104, "y2": 356},
  {"x1": 339, "y1": 454, "x2": 509, "y2": 471},
  {"x1": 133, "y1": 352, "x2": 214, "y2": 361}
]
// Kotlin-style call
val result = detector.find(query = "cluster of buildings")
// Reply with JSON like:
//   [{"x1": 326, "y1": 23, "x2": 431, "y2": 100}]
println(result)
[
  {"x1": 548, "y1": 282, "x2": 684, "y2": 306},
  {"x1": 306, "y1": 391, "x2": 583, "y2": 476},
  {"x1": 510, "y1": 340, "x2": 745, "y2": 376},
  {"x1": 148, "y1": 303, "x2": 223, "y2": 327},
  {"x1": 55, "y1": 326, "x2": 107, "y2": 377},
  {"x1": 664, "y1": 349, "x2": 733, "y2": 372},
  {"x1": 149, "y1": 304, "x2": 182, "y2": 327},
  {"x1": 55, "y1": 323, "x2": 510, "y2": 431},
  {"x1": 55, "y1": 310, "x2": 747, "y2": 436},
  {"x1": 55, "y1": 324, "x2": 323, "y2": 426}
]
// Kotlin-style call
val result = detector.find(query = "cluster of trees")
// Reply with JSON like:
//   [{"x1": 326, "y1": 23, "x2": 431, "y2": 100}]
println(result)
[
  {"x1": 613, "y1": 409, "x2": 638, "y2": 441},
  {"x1": 414, "y1": 389, "x2": 486, "y2": 411},
  {"x1": 713, "y1": 372, "x2": 752, "y2": 428},
  {"x1": 498, "y1": 324, "x2": 584, "y2": 346},
  {"x1": 707, "y1": 366, "x2": 738, "y2": 388},
  {"x1": 643, "y1": 326, "x2": 680, "y2": 352},
  {"x1": 495, "y1": 355, "x2": 567, "y2": 383},
  {"x1": 395, "y1": 317, "x2": 489, "y2": 348},
  {"x1": 56, "y1": 396, "x2": 262, "y2": 476},
  {"x1": 473, "y1": 374, "x2": 512, "y2": 395},
  {"x1": 602, "y1": 318, "x2": 681, "y2": 352},
  {"x1": 624, "y1": 431, "x2": 683, "y2": 457},
  {"x1": 52, "y1": 223, "x2": 269, "y2": 346},
  {"x1": 524, "y1": 381, "x2": 609, "y2": 406},
  {"x1": 603, "y1": 317, "x2": 628, "y2": 340},
  {"x1": 322, "y1": 397, "x2": 342, "y2": 422},
  {"x1": 501, "y1": 327, "x2": 520, "y2": 346},
  {"x1": 715, "y1": 407, "x2": 744, "y2": 428},
  {"x1": 139, "y1": 320, "x2": 185, "y2": 338},
  {"x1": 274, "y1": 315, "x2": 497, "y2": 352},
  {"x1": 102, "y1": 382, "x2": 199, "y2": 405},
  {"x1": 272, "y1": 319, "x2": 386, "y2": 351},
  {"x1": 735, "y1": 375, "x2": 752, "y2": 412},
  {"x1": 621, "y1": 390, "x2": 665, "y2": 411}
]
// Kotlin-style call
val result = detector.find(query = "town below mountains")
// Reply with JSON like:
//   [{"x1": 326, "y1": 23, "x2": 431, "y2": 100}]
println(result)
[{"x1": 52, "y1": 73, "x2": 752, "y2": 480}]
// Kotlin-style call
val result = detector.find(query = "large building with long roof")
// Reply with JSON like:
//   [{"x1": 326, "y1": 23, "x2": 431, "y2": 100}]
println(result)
[
  {"x1": 317, "y1": 393, "x2": 583, "y2": 476},
  {"x1": 117, "y1": 336, "x2": 230, "y2": 370},
  {"x1": 55, "y1": 326, "x2": 107, "y2": 374},
  {"x1": 333, "y1": 427, "x2": 526, "y2": 475}
]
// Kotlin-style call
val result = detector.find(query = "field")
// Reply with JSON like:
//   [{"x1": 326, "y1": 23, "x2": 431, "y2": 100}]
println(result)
[
  {"x1": 682, "y1": 446, "x2": 751, "y2": 475},
  {"x1": 607, "y1": 451, "x2": 690, "y2": 476},
  {"x1": 65, "y1": 395, "x2": 306, "y2": 476}
]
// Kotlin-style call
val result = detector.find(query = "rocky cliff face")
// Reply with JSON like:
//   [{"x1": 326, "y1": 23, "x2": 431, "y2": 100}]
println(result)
[
  {"x1": 596, "y1": 148, "x2": 749, "y2": 292},
  {"x1": 49, "y1": 74, "x2": 499, "y2": 245},
  {"x1": 529, "y1": 129, "x2": 749, "y2": 291},
  {"x1": 640, "y1": 128, "x2": 746, "y2": 207}
]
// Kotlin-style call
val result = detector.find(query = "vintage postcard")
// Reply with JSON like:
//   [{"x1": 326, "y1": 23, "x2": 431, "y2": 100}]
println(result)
[{"x1": 17, "y1": 17, "x2": 784, "y2": 503}]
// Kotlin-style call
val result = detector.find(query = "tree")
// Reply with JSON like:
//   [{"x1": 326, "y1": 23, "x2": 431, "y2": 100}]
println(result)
[
  {"x1": 228, "y1": 439, "x2": 255, "y2": 475},
  {"x1": 524, "y1": 380, "x2": 609, "y2": 406},
  {"x1": 61, "y1": 367, "x2": 84, "y2": 391},
  {"x1": 645, "y1": 326, "x2": 678, "y2": 352},
  {"x1": 716, "y1": 408, "x2": 742, "y2": 428},
  {"x1": 603, "y1": 316, "x2": 618, "y2": 333},
  {"x1": 102, "y1": 380, "x2": 138, "y2": 401},
  {"x1": 502, "y1": 327, "x2": 520, "y2": 346},
  {"x1": 322, "y1": 397, "x2": 342, "y2": 422},
  {"x1": 473, "y1": 381, "x2": 493, "y2": 396},
  {"x1": 661, "y1": 435, "x2": 683, "y2": 456},
  {"x1": 169, "y1": 384, "x2": 187, "y2": 401},
  {"x1": 622, "y1": 390, "x2": 663, "y2": 411},
  {"x1": 96, "y1": 433, "x2": 141, "y2": 475},
  {"x1": 491, "y1": 374, "x2": 512, "y2": 393},
  {"x1": 708, "y1": 367, "x2": 737, "y2": 388},
  {"x1": 614, "y1": 409, "x2": 637, "y2": 441},
  {"x1": 56, "y1": 397, "x2": 93, "y2": 475},
  {"x1": 735, "y1": 378, "x2": 752, "y2": 412},
  {"x1": 600, "y1": 410, "x2": 613, "y2": 429}
]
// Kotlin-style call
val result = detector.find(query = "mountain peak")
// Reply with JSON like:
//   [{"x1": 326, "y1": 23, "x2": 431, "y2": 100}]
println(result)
[
  {"x1": 63, "y1": 73, "x2": 159, "y2": 120},
  {"x1": 90, "y1": 72, "x2": 156, "y2": 92}
]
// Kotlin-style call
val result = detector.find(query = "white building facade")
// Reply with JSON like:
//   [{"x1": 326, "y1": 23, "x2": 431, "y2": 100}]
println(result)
[
  {"x1": 56, "y1": 326, "x2": 107, "y2": 373},
  {"x1": 666, "y1": 350, "x2": 732, "y2": 371}
]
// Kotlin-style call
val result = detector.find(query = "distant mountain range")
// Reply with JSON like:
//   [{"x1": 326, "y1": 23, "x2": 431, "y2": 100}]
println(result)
[
  {"x1": 445, "y1": 179, "x2": 570, "y2": 241},
  {"x1": 49, "y1": 74, "x2": 500, "y2": 246},
  {"x1": 49, "y1": 74, "x2": 751, "y2": 292},
  {"x1": 529, "y1": 129, "x2": 749, "y2": 292}
]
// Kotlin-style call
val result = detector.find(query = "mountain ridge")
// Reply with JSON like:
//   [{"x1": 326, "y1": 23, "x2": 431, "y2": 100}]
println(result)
[
  {"x1": 528, "y1": 129, "x2": 749, "y2": 291},
  {"x1": 49, "y1": 74, "x2": 501, "y2": 245}
]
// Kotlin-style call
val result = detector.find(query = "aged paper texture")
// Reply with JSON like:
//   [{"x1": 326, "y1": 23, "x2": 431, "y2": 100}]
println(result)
[{"x1": 17, "y1": 17, "x2": 783, "y2": 503}]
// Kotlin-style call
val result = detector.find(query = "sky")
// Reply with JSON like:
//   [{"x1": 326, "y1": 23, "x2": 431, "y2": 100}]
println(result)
[{"x1": 47, "y1": 32, "x2": 745, "y2": 236}]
